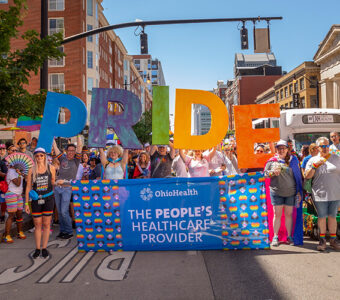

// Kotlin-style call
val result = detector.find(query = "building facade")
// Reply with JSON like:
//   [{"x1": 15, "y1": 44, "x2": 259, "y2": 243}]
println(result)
[
  {"x1": 1, "y1": 0, "x2": 152, "y2": 128},
  {"x1": 314, "y1": 25, "x2": 340, "y2": 109},
  {"x1": 192, "y1": 104, "x2": 211, "y2": 136}
]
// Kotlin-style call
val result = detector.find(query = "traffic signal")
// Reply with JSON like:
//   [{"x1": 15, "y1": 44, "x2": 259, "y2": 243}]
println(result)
[
  {"x1": 293, "y1": 93, "x2": 300, "y2": 108},
  {"x1": 240, "y1": 26, "x2": 248, "y2": 50},
  {"x1": 140, "y1": 32, "x2": 148, "y2": 54}
]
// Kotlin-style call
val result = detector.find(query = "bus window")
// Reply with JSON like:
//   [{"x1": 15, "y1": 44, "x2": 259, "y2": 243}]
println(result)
[{"x1": 293, "y1": 132, "x2": 331, "y2": 152}]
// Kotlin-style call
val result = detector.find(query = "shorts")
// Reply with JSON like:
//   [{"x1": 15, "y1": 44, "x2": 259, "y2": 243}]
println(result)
[
  {"x1": 5, "y1": 192, "x2": 23, "y2": 213},
  {"x1": 314, "y1": 200, "x2": 340, "y2": 219},
  {"x1": 270, "y1": 191, "x2": 295, "y2": 207},
  {"x1": 31, "y1": 196, "x2": 55, "y2": 218}
]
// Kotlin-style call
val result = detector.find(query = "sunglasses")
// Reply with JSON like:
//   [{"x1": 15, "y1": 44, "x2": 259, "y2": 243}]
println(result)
[
  {"x1": 319, "y1": 145, "x2": 329, "y2": 149},
  {"x1": 256, "y1": 150, "x2": 264, "y2": 153}
]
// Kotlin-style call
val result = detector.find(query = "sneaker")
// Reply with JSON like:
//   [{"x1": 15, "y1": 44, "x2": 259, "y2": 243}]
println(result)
[
  {"x1": 287, "y1": 236, "x2": 294, "y2": 245},
  {"x1": 41, "y1": 248, "x2": 49, "y2": 258},
  {"x1": 271, "y1": 236, "x2": 279, "y2": 247},
  {"x1": 57, "y1": 232, "x2": 66, "y2": 239},
  {"x1": 329, "y1": 239, "x2": 340, "y2": 251},
  {"x1": 3, "y1": 235, "x2": 14, "y2": 244},
  {"x1": 32, "y1": 249, "x2": 41, "y2": 259},
  {"x1": 17, "y1": 231, "x2": 27, "y2": 240},
  {"x1": 61, "y1": 233, "x2": 73, "y2": 240},
  {"x1": 28, "y1": 227, "x2": 35, "y2": 233},
  {"x1": 317, "y1": 238, "x2": 327, "y2": 251}
]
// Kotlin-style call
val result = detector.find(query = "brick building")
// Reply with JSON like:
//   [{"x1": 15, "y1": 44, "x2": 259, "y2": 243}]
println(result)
[{"x1": 0, "y1": 0, "x2": 152, "y2": 126}]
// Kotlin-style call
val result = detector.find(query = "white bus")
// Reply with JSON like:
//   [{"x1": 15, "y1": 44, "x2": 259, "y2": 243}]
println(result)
[{"x1": 253, "y1": 108, "x2": 340, "y2": 152}]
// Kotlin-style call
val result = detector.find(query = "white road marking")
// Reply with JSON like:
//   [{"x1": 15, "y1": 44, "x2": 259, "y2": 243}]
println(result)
[{"x1": 95, "y1": 251, "x2": 135, "y2": 281}]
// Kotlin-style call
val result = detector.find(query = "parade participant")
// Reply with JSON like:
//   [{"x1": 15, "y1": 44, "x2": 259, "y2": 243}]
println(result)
[
  {"x1": 264, "y1": 140, "x2": 303, "y2": 247},
  {"x1": 179, "y1": 148, "x2": 216, "y2": 178},
  {"x1": 28, "y1": 137, "x2": 38, "y2": 153},
  {"x1": 127, "y1": 151, "x2": 137, "y2": 179},
  {"x1": 99, "y1": 145, "x2": 128, "y2": 180},
  {"x1": 144, "y1": 143, "x2": 151, "y2": 154},
  {"x1": 0, "y1": 143, "x2": 6, "y2": 160},
  {"x1": 300, "y1": 145, "x2": 310, "y2": 162},
  {"x1": 287, "y1": 139, "x2": 300, "y2": 160},
  {"x1": 247, "y1": 144, "x2": 266, "y2": 173},
  {"x1": 329, "y1": 131, "x2": 340, "y2": 153},
  {"x1": 0, "y1": 155, "x2": 8, "y2": 223},
  {"x1": 172, "y1": 150, "x2": 189, "y2": 177},
  {"x1": 52, "y1": 136, "x2": 82, "y2": 239},
  {"x1": 132, "y1": 151, "x2": 151, "y2": 179},
  {"x1": 76, "y1": 152, "x2": 90, "y2": 180},
  {"x1": 206, "y1": 144, "x2": 227, "y2": 176},
  {"x1": 25, "y1": 148, "x2": 56, "y2": 258},
  {"x1": 150, "y1": 142, "x2": 175, "y2": 178},
  {"x1": 305, "y1": 137, "x2": 340, "y2": 251},
  {"x1": 223, "y1": 144, "x2": 241, "y2": 175},
  {"x1": 301, "y1": 143, "x2": 318, "y2": 175},
  {"x1": 88, "y1": 155, "x2": 101, "y2": 180},
  {"x1": 2, "y1": 153, "x2": 26, "y2": 243},
  {"x1": 17, "y1": 138, "x2": 33, "y2": 159}
]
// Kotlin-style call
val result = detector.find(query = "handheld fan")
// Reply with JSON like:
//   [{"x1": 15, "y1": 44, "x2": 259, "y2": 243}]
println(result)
[{"x1": 5, "y1": 153, "x2": 34, "y2": 175}]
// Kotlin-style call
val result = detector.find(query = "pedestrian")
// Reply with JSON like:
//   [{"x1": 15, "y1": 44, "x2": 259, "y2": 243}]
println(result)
[
  {"x1": 25, "y1": 148, "x2": 56, "y2": 258},
  {"x1": 0, "y1": 151, "x2": 8, "y2": 223},
  {"x1": 132, "y1": 151, "x2": 151, "y2": 179},
  {"x1": 76, "y1": 151, "x2": 90, "y2": 180},
  {"x1": 264, "y1": 140, "x2": 303, "y2": 247},
  {"x1": 150, "y1": 142, "x2": 175, "y2": 178},
  {"x1": 301, "y1": 143, "x2": 318, "y2": 174},
  {"x1": 329, "y1": 131, "x2": 340, "y2": 154},
  {"x1": 99, "y1": 145, "x2": 128, "y2": 180},
  {"x1": 52, "y1": 136, "x2": 82, "y2": 239},
  {"x1": 172, "y1": 150, "x2": 189, "y2": 177},
  {"x1": 2, "y1": 148, "x2": 26, "y2": 243},
  {"x1": 17, "y1": 138, "x2": 33, "y2": 159},
  {"x1": 305, "y1": 137, "x2": 340, "y2": 251},
  {"x1": 27, "y1": 137, "x2": 38, "y2": 153}
]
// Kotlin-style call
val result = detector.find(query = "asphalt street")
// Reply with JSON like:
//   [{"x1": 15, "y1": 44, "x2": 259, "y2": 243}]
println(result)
[{"x1": 0, "y1": 227, "x2": 339, "y2": 300}]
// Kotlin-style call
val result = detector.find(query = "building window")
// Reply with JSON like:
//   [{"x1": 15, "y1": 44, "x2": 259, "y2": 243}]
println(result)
[
  {"x1": 0, "y1": 0, "x2": 8, "y2": 3},
  {"x1": 289, "y1": 84, "x2": 293, "y2": 96},
  {"x1": 300, "y1": 97, "x2": 305, "y2": 108},
  {"x1": 300, "y1": 78, "x2": 305, "y2": 90},
  {"x1": 48, "y1": 46, "x2": 64, "y2": 67},
  {"x1": 310, "y1": 95, "x2": 318, "y2": 108},
  {"x1": 87, "y1": 25, "x2": 93, "y2": 42},
  {"x1": 294, "y1": 81, "x2": 298, "y2": 92},
  {"x1": 124, "y1": 60, "x2": 128, "y2": 71},
  {"x1": 48, "y1": 18, "x2": 64, "y2": 35},
  {"x1": 276, "y1": 92, "x2": 279, "y2": 101},
  {"x1": 284, "y1": 87, "x2": 288, "y2": 98},
  {"x1": 87, "y1": 51, "x2": 93, "y2": 68},
  {"x1": 87, "y1": 77, "x2": 93, "y2": 95},
  {"x1": 280, "y1": 89, "x2": 283, "y2": 99},
  {"x1": 49, "y1": 73, "x2": 64, "y2": 91},
  {"x1": 87, "y1": 0, "x2": 93, "y2": 16},
  {"x1": 309, "y1": 76, "x2": 318, "y2": 88},
  {"x1": 48, "y1": 0, "x2": 64, "y2": 11}
]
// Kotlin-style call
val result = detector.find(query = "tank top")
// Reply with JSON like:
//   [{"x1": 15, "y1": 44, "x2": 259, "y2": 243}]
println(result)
[
  {"x1": 32, "y1": 167, "x2": 53, "y2": 197},
  {"x1": 104, "y1": 163, "x2": 124, "y2": 180}
]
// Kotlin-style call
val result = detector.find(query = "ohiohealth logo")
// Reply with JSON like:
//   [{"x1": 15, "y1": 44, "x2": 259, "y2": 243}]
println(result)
[{"x1": 140, "y1": 187, "x2": 153, "y2": 201}]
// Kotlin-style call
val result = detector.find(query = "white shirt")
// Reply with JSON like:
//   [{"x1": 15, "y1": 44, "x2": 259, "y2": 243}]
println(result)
[
  {"x1": 6, "y1": 168, "x2": 23, "y2": 195},
  {"x1": 172, "y1": 155, "x2": 189, "y2": 177}
]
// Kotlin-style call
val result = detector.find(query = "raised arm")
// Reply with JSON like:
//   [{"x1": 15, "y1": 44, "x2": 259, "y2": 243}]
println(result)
[
  {"x1": 99, "y1": 148, "x2": 107, "y2": 166},
  {"x1": 169, "y1": 141, "x2": 175, "y2": 159},
  {"x1": 179, "y1": 149, "x2": 188, "y2": 164},
  {"x1": 76, "y1": 135, "x2": 83, "y2": 153},
  {"x1": 121, "y1": 149, "x2": 129, "y2": 167},
  {"x1": 150, "y1": 145, "x2": 157, "y2": 156},
  {"x1": 52, "y1": 139, "x2": 61, "y2": 156}
]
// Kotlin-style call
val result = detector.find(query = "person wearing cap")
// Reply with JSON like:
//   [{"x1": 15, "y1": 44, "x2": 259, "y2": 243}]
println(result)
[
  {"x1": 305, "y1": 137, "x2": 340, "y2": 251},
  {"x1": 264, "y1": 140, "x2": 303, "y2": 247},
  {"x1": 17, "y1": 138, "x2": 33, "y2": 159},
  {"x1": 2, "y1": 147, "x2": 26, "y2": 243},
  {"x1": 144, "y1": 143, "x2": 151, "y2": 154},
  {"x1": 25, "y1": 148, "x2": 56, "y2": 258},
  {"x1": 52, "y1": 136, "x2": 82, "y2": 240},
  {"x1": 150, "y1": 142, "x2": 175, "y2": 178}
]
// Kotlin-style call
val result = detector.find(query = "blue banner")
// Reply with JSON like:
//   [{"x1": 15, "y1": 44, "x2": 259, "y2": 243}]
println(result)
[{"x1": 72, "y1": 173, "x2": 270, "y2": 251}]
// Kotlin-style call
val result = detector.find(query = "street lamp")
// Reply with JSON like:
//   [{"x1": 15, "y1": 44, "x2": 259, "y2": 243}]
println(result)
[{"x1": 124, "y1": 74, "x2": 151, "y2": 90}]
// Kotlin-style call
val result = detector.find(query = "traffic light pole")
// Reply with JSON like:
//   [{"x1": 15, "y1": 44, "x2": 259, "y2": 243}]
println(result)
[{"x1": 61, "y1": 17, "x2": 282, "y2": 45}]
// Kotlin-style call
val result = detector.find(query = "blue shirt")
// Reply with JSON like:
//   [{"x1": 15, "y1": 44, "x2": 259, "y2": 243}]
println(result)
[{"x1": 301, "y1": 155, "x2": 312, "y2": 169}]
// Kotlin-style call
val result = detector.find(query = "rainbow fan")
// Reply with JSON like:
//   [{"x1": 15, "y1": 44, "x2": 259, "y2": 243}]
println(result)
[{"x1": 5, "y1": 153, "x2": 34, "y2": 175}]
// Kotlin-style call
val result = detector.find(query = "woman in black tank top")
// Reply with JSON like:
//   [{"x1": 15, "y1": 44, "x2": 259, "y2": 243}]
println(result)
[{"x1": 25, "y1": 148, "x2": 56, "y2": 259}]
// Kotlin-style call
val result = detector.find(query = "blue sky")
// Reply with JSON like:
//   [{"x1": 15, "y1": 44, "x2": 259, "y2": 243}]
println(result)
[{"x1": 102, "y1": 0, "x2": 340, "y2": 114}]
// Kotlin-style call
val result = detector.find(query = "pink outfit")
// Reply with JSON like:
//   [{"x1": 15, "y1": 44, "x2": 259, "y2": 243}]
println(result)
[{"x1": 184, "y1": 156, "x2": 210, "y2": 177}]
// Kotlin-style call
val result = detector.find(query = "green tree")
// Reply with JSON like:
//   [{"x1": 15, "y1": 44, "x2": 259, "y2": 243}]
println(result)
[
  {"x1": 133, "y1": 109, "x2": 152, "y2": 144},
  {"x1": 0, "y1": 0, "x2": 64, "y2": 124}
]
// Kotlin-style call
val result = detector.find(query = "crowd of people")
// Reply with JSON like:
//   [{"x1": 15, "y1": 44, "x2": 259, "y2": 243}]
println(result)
[{"x1": 0, "y1": 131, "x2": 339, "y2": 257}]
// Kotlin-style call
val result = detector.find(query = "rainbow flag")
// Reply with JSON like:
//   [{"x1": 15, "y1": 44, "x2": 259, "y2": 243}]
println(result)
[{"x1": 17, "y1": 116, "x2": 42, "y2": 132}]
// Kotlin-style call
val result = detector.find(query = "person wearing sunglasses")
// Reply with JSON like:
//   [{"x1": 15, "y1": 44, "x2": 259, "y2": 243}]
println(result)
[
  {"x1": 25, "y1": 148, "x2": 56, "y2": 258},
  {"x1": 264, "y1": 140, "x2": 303, "y2": 247},
  {"x1": 305, "y1": 137, "x2": 340, "y2": 251}
]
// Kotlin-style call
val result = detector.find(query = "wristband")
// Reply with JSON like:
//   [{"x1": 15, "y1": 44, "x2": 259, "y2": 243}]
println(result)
[
  {"x1": 25, "y1": 202, "x2": 29, "y2": 206},
  {"x1": 312, "y1": 163, "x2": 319, "y2": 169}
]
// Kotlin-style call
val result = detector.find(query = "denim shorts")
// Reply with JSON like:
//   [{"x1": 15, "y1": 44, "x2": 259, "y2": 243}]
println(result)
[
  {"x1": 314, "y1": 200, "x2": 340, "y2": 218},
  {"x1": 270, "y1": 191, "x2": 295, "y2": 207}
]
